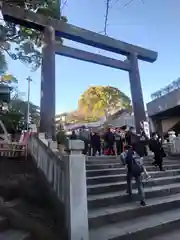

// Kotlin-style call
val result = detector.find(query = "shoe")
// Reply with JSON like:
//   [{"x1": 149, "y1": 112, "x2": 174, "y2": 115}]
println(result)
[
  {"x1": 126, "y1": 191, "x2": 133, "y2": 198},
  {"x1": 140, "y1": 201, "x2": 146, "y2": 206},
  {"x1": 152, "y1": 162, "x2": 158, "y2": 166},
  {"x1": 145, "y1": 175, "x2": 151, "y2": 180}
]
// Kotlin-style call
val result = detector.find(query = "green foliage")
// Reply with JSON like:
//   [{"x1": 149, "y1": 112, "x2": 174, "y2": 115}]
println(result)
[
  {"x1": 9, "y1": 98, "x2": 40, "y2": 125},
  {"x1": 0, "y1": 98, "x2": 40, "y2": 132},
  {"x1": 78, "y1": 86, "x2": 131, "y2": 121},
  {"x1": 0, "y1": 108, "x2": 22, "y2": 132},
  {"x1": 0, "y1": 0, "x2": 66, "y2": 71}
]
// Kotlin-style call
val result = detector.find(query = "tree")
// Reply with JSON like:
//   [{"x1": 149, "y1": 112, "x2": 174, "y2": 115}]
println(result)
[
  {"x1": 0, "y1": 0, "x2": 67, "y2": 71},
  {"x1": 0, "y1": 97, "x2": 40, "y2": 132},
  {"x1": 78, "y1": 86, "x2": 131, "y2": 121},
  {"x1": 9, "y1": 98, "x2": 40, "y2": 126}
]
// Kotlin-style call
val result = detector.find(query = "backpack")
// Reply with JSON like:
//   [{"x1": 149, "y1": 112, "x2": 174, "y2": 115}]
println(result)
[
  {"x1": 131, "y1": 157, "x2": 144, "y2": 177},
  {"x1": 126, "y1": 150, "x2": 144, "y2": 177}
]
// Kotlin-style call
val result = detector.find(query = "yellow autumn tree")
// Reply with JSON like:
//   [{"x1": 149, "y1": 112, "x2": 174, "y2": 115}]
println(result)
[{"x1": 78, "y1": 86, "x2": 131, "y2": 121}]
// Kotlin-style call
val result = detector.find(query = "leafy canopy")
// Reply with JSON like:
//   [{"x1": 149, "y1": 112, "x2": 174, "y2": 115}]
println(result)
[
  {"x1": 1, "y1": 98, "x2": 40, "y2": 132},
  {"x1": 78, "y1": 86, "x2": 131, "y2": 121},
  {"x1": 0, "y1": 73, "x2": 39, "y2": 131},
  {"x1": 0, "y1": 0, "x2": 66, "y2": 71}
]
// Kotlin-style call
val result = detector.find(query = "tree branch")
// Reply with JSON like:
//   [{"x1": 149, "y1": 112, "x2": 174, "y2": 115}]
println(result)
[
  {"x1": 0, "y1": 44, "x2": 12, "y2": 58},
  {"x1": 104, "y1": 0, "x2": 111, "y2": 35},
  {"x1": 61, "y1": 0, "x2": 67, "y2": 11}
]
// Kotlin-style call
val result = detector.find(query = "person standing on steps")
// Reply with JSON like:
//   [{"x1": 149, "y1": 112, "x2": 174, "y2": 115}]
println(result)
[
  {"x1": 56, "y1": 124, "x2": 67, "y2": 154},
  {"x1": 91, "y1": 132, "x2": 101, "y2": 156},
  {"x1": 70, "y1": 130, "x2": 77, "y2": 140},
  {"x1": 79, "y1": 126, "x2": 90, "y2": 155},
  {"x1": 124, "y1": 126, "x2": 151, "y2": 177},
  {"x1": 149, "y1": 132, "x2": 166, "y2": 171},
  {"x1": 121, "y1": 145, "x2": 146, "y2": 206},
  {"x1": 104, "y1": 128, "x2": 115, "y2": 155},
  {"x1": 114, "y1": 128, "x2": 123, "y2": 155}
]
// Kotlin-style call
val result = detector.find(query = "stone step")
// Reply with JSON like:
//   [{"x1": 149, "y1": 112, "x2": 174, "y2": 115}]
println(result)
[
  {"x1": 87, "y1": 163, "x2": 122, "y2": 170},
  {"x1": 88, "y1": 193, "x2": 180, "y2": 228},
  {"x1": 88, "y1": 182, "x2": 180, "y2": 209},
  {"x1": 88, "y1": 156, "x2": 117, "y2": 160},
  {"x1": 0, "y1": 230, "x2": 30, "y2": 240},
  {"x1": 150, "y1": 229, "x2": 180, "y2": 240},
  {"x1": 88, "y1": 156, "x2": 154, "y2": 162},
  {"x1": 86, "y1": 164, "x2": 180, "y2": 177},
  {"x1": 87, "y1": 169, "x2": 180, "y2": 185},
  {"x1": 86, "y1": 162, "x2": 180, "y2": 170},
  {"x1": 88, "y1": 156, "x2": 177, "y2": 160},
  {"x1": 89, "y1": 207, "x2": 180, "y2": 240},
  {"x1": 86, "y1": 160, "x2": 180, "y2": 169},
  {"x1": 87, "y1": 175, "x2": 180, "y2": 195}
]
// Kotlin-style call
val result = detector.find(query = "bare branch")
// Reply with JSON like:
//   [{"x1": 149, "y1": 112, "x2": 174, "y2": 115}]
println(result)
[
  {"x1": 124, "y1": 0, "x2": 144, "y2": 7},
  {"x1": 0, "y1": 44, "x2": 12, "y2": 58},
  {"x1": 124, "y1": 0, "x2": 135, "y2": 7},
  {"x1": 61, "y1": 0, "x2": 67, "y2": 11},
  {"x1": 104, "y1": 0, "x2": 111, "y2": 35}
]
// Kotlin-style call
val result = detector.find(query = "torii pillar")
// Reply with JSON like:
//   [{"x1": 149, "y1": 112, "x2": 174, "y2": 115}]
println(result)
[
  {"x1": 128, "y1": 53, "x2": 146, "y2": 133},
  {"x1": 40, "y1": 26, "x2": 56, "y2": 139}
]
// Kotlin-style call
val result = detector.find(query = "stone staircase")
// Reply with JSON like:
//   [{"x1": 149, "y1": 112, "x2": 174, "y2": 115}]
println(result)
[{"x1": 87, "y1": 156, "x2": 180, "y2": 240}]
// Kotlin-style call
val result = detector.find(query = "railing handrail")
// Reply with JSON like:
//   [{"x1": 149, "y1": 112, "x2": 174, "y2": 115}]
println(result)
[
  {"x1": 29, "y1": 134, "x2": 64, "y2": 167},
  {"x1": 27, "y1": 134, "x2": 89, "y2": 240}
]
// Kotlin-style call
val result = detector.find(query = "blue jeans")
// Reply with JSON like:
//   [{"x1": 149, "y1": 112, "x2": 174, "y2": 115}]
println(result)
[{"x1": 127, "y1": 171, "x2": 145, "y2": 202}]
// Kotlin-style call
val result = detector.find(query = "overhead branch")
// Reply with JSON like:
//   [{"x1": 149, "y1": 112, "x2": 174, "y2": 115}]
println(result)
[
  {"x1": 104, "y1": 0, "x2": 111, "y2": 35},
  {"x1": 61, "y1": 0, "x2": 68, "y2": 11}
]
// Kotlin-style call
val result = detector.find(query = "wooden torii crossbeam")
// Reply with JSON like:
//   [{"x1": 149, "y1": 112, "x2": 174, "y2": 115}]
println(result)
[{"x1": 1, "y1": 3, "x2": 158, "y2": 135}]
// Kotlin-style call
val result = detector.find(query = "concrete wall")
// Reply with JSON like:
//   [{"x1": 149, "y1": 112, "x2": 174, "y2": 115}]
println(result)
[
  {"x1": 161, "y1": 117, "x2": 180, "y2": 133},
  {"x1": 147, "y1": 88, "x2": 180, "y2": 117}
]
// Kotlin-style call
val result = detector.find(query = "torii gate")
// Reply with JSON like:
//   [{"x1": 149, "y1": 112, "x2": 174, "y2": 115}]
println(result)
[{"x1": 1, "y1": 3, "x2": 157, "y2": 138}]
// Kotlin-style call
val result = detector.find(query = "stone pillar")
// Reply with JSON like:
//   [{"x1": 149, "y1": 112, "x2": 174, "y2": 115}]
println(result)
[
  {"x1": 156, "y1": 119, "x2": 163, "y2": 140},
  {"x1": 65, "y1": 140, "x2": 89, "y2": 240},
  {"x1": 40, "y1": 26, "x2": 56, "y2": 139},
  {"x1": 128, "y1": 53, "x2": 146, "y2": 134},
  {"x1": 149, "y1": 117, "x2": 156, "y2": 134}
]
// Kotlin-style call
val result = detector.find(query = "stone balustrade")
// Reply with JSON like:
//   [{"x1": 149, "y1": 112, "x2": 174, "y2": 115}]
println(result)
[
  {"x1": 28, "y1": 133, "x2": 89, "y2": 240},
  {"x1": 163, "y1": 137, "x2": 180, "y2": 155}
]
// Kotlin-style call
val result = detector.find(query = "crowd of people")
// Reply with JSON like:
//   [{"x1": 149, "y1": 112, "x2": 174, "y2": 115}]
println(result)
[
  {"x1": 64, "y1": 125, "x2": 166, "y2": 171},
  {"x1": 77, "y1": 126, "x2": 126, "y2": 156},
  {"x1": 57, "y1": 124, "x2": 166, "y2": 207}
]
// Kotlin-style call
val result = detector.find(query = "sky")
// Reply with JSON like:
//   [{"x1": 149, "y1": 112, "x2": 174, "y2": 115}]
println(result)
[{"x1": 5, "y1": 0, "x2": 180, "y2": 114}]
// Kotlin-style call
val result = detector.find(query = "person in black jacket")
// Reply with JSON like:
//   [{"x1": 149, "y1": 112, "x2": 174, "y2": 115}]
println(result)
[
  {"x1": 91, "y1": 132, "x2": 101, "y2": 156},
  {"x1": 114, "y1": 128, "x2": 123, "y2": 155},
  {"x1": 104, "y1": 128, "x2": 115, "y2": 155},
  {"x1": 70, "y1": 130, "x2": 77, "y2": 140},
  {"x1": 149, "y1": 132, "x2": 165, "y2": 171}
]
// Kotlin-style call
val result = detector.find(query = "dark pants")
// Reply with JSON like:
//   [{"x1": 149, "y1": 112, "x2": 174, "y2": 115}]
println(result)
[
  {"x1": 127, "y1": 171, "x2": 145, "y2": 202},
  {"x1": 88, "y1": 145, "x2": 92, "y2": 156},
  {"x1": 92, "y1": 146, "x2": 101, "y2": 156},
  {"x1": 107, "y1": 143, "x2": 115, "y2": 155},
  {"x1": 154, "y1": 153, "x2": 163, "y2": 171},
  {"x1": 83, "y1": 141, "x2": 89, "y2": 155},
  {"x1": 116, "y1": 141, "x2": 122, "y2": 155}
]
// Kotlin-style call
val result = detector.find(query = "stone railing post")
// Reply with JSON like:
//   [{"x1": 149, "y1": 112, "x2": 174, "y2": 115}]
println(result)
[{"x1": 65, "y1": 139, "x2": 89, "y2": 240}]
